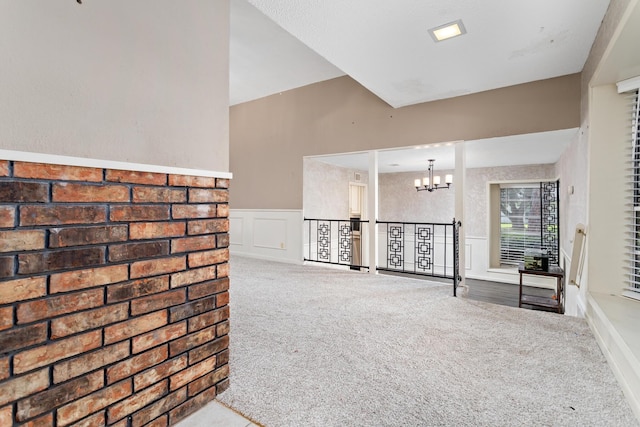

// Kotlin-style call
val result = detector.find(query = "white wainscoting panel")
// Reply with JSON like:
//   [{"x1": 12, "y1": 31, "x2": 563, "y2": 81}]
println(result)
[
  {"x1": 253, "y1": 218, "x2": 287, "y2": 249},
  {"x1": 465, "y1": 236, "x2": 556, "y2": 288},
  {"x1": 229, "y1": 209, "x2": 303, "y2": 264}
]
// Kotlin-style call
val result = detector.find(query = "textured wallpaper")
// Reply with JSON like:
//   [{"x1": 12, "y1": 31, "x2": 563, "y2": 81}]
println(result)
[
  {"x1": 465, "y1": 164, "x2": 556, "y2": 238},
  {"x1": 379, "y1": 171, "x2": 455, "y2": 224},
  {"x1": 304, "y1": 160, "x2": 556, "y2": 237},
  {"x1": 303, "y1": 159, "x2": 368, "y2": 220}
]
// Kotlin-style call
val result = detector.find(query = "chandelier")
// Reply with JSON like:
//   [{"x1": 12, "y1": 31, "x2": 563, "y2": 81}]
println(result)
[{"x1": 414, "y1": 159, "x2": 452, "y2": 192}]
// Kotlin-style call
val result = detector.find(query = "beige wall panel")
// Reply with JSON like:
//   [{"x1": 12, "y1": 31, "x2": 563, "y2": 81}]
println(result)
[
  {"x1": 0, "y1": 0, "x2": 229, "y2": 172},
  {"x1": 231, "y1": 74, "x2": 580, "y2": 209}
]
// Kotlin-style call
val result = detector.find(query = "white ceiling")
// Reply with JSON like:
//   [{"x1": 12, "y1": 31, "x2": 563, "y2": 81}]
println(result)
[
  {"x1": 229, "y1": 1, "x2": 605, "y2": 170},
  {"x1": 232, "y1": 0, "x2": 610, "y2": 108},
  {"x1": 309, "y1": 128, "x2": 577, "y2": 173}
]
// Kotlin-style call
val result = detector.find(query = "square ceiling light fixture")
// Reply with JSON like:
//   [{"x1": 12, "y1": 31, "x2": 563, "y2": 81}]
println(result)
[{"x1": 429, "y1": 19, "x2": 466, "y2": 42}]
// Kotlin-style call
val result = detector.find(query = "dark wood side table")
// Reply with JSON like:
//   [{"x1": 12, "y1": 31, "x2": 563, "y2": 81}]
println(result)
[{"x1": 518, "y1": 264, "x2": 564, "y2": 314}]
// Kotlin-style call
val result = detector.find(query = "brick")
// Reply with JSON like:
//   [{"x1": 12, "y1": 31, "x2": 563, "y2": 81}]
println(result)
[
  {"x1": 109, "y1": 241, "x2": 170, "y2": 262},
  {"x1": 50, "y1": 264, "x2": 128, "y2": 293},
  {"x1": 216, "y1": 178, "x2": 229, "y2": 189},
  {"x1": 19, "y1": 247, "x2": 105, "y2": 274},
  {"x1": 130, "y1": 256, "x2": 186, "y2": 279},
  {"x1": 107, "y1": 380, "x2": 168, "y2": 424},
  {"x1": 216, "y1": 291, "x2": 229, "y2": 307},
  {"x1": 0, "y1": 356, "x2": 8, "y2": 380},
  {"x1": 53, "y1": 183, "x2": 130, "y2": 203},
  {"x1": 170, "y1": 265, "x2": 216, "y2": 288},
  {"x1": 216, "y1": 321, "x2": 230, "y2": 338},
  {"x1": 107, "y1": 276, "x2": 169, "y2": 303},
  {"x1": 104, "y1": 311, "x2": 168, "y2": 345},
  {"x1": 107, "y1": 346, "x2": 168, "y2": 384},
  {"x1": 188, "y1": 249, "x2": 228, "y2": 268},
  {"x1": 130, "y1": 289, "x2": 186, "y2": 316},
  {"x1": 21, "y1": 412, "x2": 54, "y2": 427},
  {"x1": 216, "y1": 234, "x2": 229, "y2": 248},
  {"x1": 0, "y1": 368, "x2": 49, "y2": 407},
  {"x1": 13, "y1": 162, "x2": 102, "y2": 182},
  {"x1": 143, "y1": 414, "x2": 168, "y2": 427},
  {"x1": 132, "y1": 187, "x2": 186, "y2": 204},
  {"x1": 187, "y1": 365, "x2": 229, "y2": 398},
  {"x1": 0, "y1": 405, "x2": 12, "y2": 426},
  {"x1": 0, "y1": 206, "x2": 15, "y2": 228},
  {"x1": 169, "y1": 384, "x2": 216, "y2": 425},
  {"x1": 68, "y1": 411, "x2": 104, "y2": 427},
  {"x1": 188, "y1": 189, "x2": 227, "y2": 203},
  {"x1": 216, "y1": 378, "x2": 229, "y2": 393},
  {"x1": 169, "y1": 326, "x2": 216, "y2": 357},
  {"x1": 188, "y1": 277, "x2": 229, "y2": 300},
  {"x1": 106, "y1": 169, "x2": 167, "y2": 185},
  {"x1": 187, "y1": 219, "x2": 228, "y2": 236},
  {"x1": 130, "y1": 222, "x2": 185, "y2": 240},
  {"x1": 0, "y1": 306, "x2": 12, "y2": 332},
  {"x1": 171, "y1": 204, "x2": 217, "y2": 220},
  {"x1": 171, "y1": 235, "x2": 215, "y2": 254},
  {"x1": 216, "y1": 349, "x2": 229, "y2": 367},
  {"x1": 16, "y1": 371, "x2": 103, "y2": 422},
  {"x1": 54, "y1": 341, "x2": 130, "y2": 383},
  {"x1": 217, "y1": 203, "x2": 229, "y2": 218},
  {"x1": 217, "y1": 262, "x2": 230, "y2": 278},
  {"x1": 132, "y1": 321, "x2": 187, "y2": 354},
  {"x1": 188, "y1": 336, "x2": 229, "y2": 366},
  {"x1": 0, "y1": 160, "x2": 8, "y2": 176},
  {"x1": 134, "y1": 355, "x2": 188, "y2": 392},
  {"x1": 49, "y1": 225, "x2": 128, "y2": 248},
  {"x1": 0, "y1": 256, "x2": 14, "y2": 278},
  {"x1": 0, "y1": 323, "x2": 47, "y2": 355},
  {"x1": 14, "y1": 329, "x2": 102, "y2": 374},
  {"x1": 51, "y1": 302, "x2": 129, "y2": 339},
  {"x1": 2, "y1": 265, "x2": 35, "y2": 297},
  {"x1": 0, "y1": 182, "x2": 49, "y2": 203},
  {"x1": 57, "y1": 380, "x2": 132, "y2": 427},
  {"x1": 131, "y1": 388, "x2": 186, "y2": 427},
  {"x1": 0, "y1": 229, "x2": 45, "y2": 252},
  {"x1": 110, "y1": 205, "x2": 170, "y2": 222},
  {"x1": 168, "y1": 175, "x2": 217, "y2": 188},
  {"x1": 17, "y1": 288, "x2": 103, "y2": 324},
  {"x1": 20, "y1": 205, "x2": 107, "y2": 226},
  {"x1": 169, "y1": 296, "x2": 215, "y2": 323},
  {"x1": 188, "y1": 306, "x2": 229, "y2": 333}
]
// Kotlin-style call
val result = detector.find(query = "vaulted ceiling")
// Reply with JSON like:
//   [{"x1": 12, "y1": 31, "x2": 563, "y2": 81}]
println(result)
[{"x1": 230, "y1": 0, "x2": 610, "y2": 108}]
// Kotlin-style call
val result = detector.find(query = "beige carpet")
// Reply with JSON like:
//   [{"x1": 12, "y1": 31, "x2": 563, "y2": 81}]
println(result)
[{"x1": 218, "y1": 256, "x2": 638, "y2": 427}]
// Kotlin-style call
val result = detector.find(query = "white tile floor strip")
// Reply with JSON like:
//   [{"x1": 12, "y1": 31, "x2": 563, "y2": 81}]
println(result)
[{"x1": 176, "y1": 400, "x2": 258, "y2": 427}]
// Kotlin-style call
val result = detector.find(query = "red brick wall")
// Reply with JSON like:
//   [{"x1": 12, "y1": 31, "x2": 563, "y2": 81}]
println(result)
[{"x1": 0, "y1": 160, "x2": 230, "y2": 426}]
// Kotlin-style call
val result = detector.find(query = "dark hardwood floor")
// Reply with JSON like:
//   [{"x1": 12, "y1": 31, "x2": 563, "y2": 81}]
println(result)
[
  {"x1": 379, "y1": 270, "x2": 558, "y2": 312},
  {"x1": 465, "y1": 278, "x2": 558, "y2": 312}
]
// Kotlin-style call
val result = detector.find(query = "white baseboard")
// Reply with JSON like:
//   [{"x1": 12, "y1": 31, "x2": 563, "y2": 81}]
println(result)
[{"x1": 587, "y1": 293, "x2": 640, "y2": 421}]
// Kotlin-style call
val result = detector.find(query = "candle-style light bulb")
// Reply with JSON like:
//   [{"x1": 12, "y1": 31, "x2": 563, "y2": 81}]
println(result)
[
  {"x1": 433, "y1": 176, "x2": 441, "y2": 186},
  {"x1": 414, "y1": 179, "x2": 421, "y2": 187},
  {"x1": 445, "y1": 174, "x2": 453, "y2": 184}
]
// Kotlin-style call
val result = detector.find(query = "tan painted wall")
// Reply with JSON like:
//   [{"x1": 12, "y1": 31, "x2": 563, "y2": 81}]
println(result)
[
  {"x1": 230, "y1": 74, "x2": 580, "y2": 209},
  {"x1": 0, "y1": 0, "x2": 230, "y2": 172}
]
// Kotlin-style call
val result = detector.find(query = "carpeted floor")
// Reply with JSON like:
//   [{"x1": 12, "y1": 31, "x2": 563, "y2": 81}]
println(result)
[{"x1": 217, "y1": 256, "x2": 638, "y2": 427}]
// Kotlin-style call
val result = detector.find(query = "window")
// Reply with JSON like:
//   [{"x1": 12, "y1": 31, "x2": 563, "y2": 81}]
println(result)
[
  {"x1": 625, "y1": 88, "x2": 640, "y2": 301},
  {"x1": 498, "y1": 181, "x2": 559, "y2": 266}
]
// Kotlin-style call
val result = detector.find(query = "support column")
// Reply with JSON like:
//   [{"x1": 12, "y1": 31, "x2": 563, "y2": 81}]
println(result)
[
  {"x1": 368, "y1": 151, "x2": 379, "y2": 274},
  {"x1": 455, "y1": 142, "x2": 466, "y2": 290}
]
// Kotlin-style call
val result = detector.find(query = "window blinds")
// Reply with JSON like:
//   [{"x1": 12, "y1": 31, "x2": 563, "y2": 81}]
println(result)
[{"x1": 625, "y1": 88, "x2": 640, "y2": 301}]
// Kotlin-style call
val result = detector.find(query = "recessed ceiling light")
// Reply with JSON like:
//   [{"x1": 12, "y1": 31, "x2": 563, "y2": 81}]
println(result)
[{"x1": 429, "y1": 19, "x2": 466, "y2": 42}]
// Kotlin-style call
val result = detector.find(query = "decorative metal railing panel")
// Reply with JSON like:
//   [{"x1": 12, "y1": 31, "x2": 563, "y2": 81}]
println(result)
[
  {"x1": 541, "y1": 180, "x2": 559, "y2": 265},
  {"x1": 304, "y1": 218, "x2": 369, "y2": 270},
  {"x1": 378, "y1": 219, "x2": 459, "y2": 295},
  {"x1": 304, "y1": 218, "x2": 460, "y2": 296}
]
